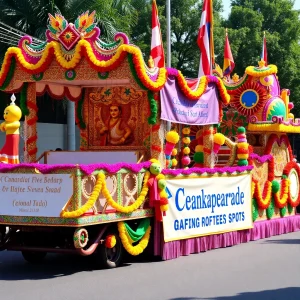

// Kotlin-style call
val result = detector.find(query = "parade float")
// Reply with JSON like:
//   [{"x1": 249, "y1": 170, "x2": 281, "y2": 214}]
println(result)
[{"x1": 0, "y1": 12, "x2": 299, "y2": 267}]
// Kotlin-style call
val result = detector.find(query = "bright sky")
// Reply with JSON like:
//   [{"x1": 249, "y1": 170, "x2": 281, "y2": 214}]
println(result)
[{"x1": 221, "y1": 0, "x2": 300, "y2": 18}]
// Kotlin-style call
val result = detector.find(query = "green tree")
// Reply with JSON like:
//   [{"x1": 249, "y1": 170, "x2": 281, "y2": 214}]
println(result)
[
  {"x1": 131, "y1": 0, "x2": 225, "y2": 78},
  {"x1": 226, "y1": 0, "x2": 300, "y2": 114},
  {"x1": 0, "y1": 0, "x2": 138, "y2": 42}
]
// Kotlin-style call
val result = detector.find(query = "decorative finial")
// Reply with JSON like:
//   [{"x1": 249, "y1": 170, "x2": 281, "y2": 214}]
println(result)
[
  {"x1": 148, "y1": 56, "x2": 155, "y2": 68},
  {"x1": 10, "y1": 94, "x2": 16, "y2": 105},
  {"x1": 232, "y1": 73, "x2": 239, "y2": 83},
  {"x1": 258, "y1": 59, "x2": 266, "y2": 68},
  {"x1": 225, "y1": 28, "x2": 228, "y2": 36}
]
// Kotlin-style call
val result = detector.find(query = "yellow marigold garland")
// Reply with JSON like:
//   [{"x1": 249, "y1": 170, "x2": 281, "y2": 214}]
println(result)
[
  {"x1": 101, "y1": 171, "x2": 150, "y2": 213},
  {"x1": 245, "y1": 64, "x2": 277, "y2": 77},
  {"x1": 248, "y1": 123, "x2": 300, "y2": 134},
  {"x1": 117, "y1": 221, "x2": 151, "y2": 256},
  {"x1": 176, "y1": 72, "x2": 230, "y2": 104},
  {"x1": 177, "y1": 72, "x2": 208, "y2": 99},
  {"x1": 61, "y1": 171, "x2": 150, "y2": 217},
  {"x1": 5, "y1": 41, "x2": 167, "y2": 91},
  {"x1": 61, "y1": 173, "x2": 103, "y2": 218}
]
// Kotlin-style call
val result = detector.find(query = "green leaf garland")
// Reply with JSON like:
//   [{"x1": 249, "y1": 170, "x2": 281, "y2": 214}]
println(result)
[
  {"x1": 147, "y1": 91, "x2": 157, "y2": 125},
  {"x1": 252, "y1": 198, "x2": 258, "y2": 221},
  {"x1": 280, "y1": 206, "x2": 287, "y2": 217},
  {"x1": 98, "y1": 71, "x2": 109, "y2": 79},
  {"x1": 266, "y1": 197, "x2": 275, "y2": 219}
]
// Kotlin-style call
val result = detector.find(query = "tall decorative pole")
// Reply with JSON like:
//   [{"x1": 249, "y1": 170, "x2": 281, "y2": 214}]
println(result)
[
  {"x1": 24, "y1": 83, "x2": 38, "y2": 162},
  {"x1": 166, "y1": 0, "x2": 171, "y2": 132}
]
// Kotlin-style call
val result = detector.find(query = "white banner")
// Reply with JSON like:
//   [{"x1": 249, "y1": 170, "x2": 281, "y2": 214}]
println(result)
[
  {"x1": 163, "y1": 174, "x2": 253, "y2": 242},
  {"x1": 0, "y1": 173, "x2": 74, "y2": 217}
]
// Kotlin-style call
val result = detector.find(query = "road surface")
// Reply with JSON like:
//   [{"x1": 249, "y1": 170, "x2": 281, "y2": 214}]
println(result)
[{"x1": 1, "y1": 231, "x2": 300, "y2": 300}]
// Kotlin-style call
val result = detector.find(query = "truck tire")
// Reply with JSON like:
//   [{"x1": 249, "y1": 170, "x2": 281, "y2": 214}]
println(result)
[
  {"x1": 22, "y1": 251, "x2": 47, "y2": 264},
  {"x1": 95, "y1": 231, "x2": 123, "y2": 269}
]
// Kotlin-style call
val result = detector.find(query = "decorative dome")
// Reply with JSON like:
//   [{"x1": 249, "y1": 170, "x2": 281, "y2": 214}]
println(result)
[{"x1": 262, "y1": 97, "x2": 286, "y2": 121}]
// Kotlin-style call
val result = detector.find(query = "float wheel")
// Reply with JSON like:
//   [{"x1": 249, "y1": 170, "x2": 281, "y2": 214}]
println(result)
[
  {"x1": 73, "y1": 228, "x2": 89, "y2": 249},
  {"x1": 95, "y1": 231, "x2": 123, "y2": 269},
  {"x1": 22, "y1": 251, "x2": 47, "y2": 264}
]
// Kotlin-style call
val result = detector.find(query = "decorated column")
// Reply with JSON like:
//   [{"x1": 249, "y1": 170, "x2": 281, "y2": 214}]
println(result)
[
  {"x1": 203, "y1": 125, "x2": 215, "y2": 168},
  {"x1": 24, "y1": 83, "x2": 38, "y2": 162},
  {"x1": 150, "y1": 122, "x2": 165, "y2": 166}
]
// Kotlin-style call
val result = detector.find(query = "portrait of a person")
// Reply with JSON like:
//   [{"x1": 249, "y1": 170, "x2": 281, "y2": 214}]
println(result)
[{"x1": 99, "y1": 105, "x2": 134, "y2": 146}]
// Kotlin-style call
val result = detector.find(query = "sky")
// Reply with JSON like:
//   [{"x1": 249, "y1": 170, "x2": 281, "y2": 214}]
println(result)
[{"x1": 221, "y1": 0, "x2": 300, "y2": 18}]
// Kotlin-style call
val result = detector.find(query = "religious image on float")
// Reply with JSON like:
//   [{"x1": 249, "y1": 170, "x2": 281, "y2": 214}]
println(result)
[
  {"x1": 87, "y1": 87, "x2": 146, "y2": 149},
  {"x1": 99, "y1": 103, "x2": 134, "y2": 146}
]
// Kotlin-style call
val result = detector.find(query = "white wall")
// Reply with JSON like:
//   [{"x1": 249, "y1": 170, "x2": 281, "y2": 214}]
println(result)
[{"x1": 0, "y1": 121, "x2": 80, "y2": 162}]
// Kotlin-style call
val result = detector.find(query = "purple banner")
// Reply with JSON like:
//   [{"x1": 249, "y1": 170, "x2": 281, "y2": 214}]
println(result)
[{"x1": 160, "y1": 77, "x2": 220, "y2": 125}]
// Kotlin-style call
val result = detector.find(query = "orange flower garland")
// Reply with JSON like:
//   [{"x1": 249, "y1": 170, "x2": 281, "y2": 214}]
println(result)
[
  {"x1": 273, "y1": 178, "x2": 290, "y2": 209},
  {"x1": 253, "y1": 179, "x2": 272, "y2": 209}
]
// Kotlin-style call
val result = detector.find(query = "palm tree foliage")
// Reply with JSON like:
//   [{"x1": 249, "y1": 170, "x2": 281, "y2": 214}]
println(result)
[{"x1": 0, "y1": 0, "x2": 138, "y2": 42}]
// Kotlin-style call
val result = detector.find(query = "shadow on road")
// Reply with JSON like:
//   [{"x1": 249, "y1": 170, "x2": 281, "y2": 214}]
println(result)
[
  {"x1": 0, "y1": 252, "x2": 132, "y2": 280},
  {"x1": 263, "y1": 238, "x2": 300, "y2": 245},
  {"x1": 0, "y1": 250, "x2": 161, "y2": 281},
  {"x1": 169, "y1": 287, "x2": 300, "y2": 300}
]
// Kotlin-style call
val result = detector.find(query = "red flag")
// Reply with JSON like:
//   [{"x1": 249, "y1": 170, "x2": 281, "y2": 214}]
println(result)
[
  {"x1": 151, "y1": 0, "x2": 165, "y2": 68},
  {"x1": 223, "y1": 31, "x2": 235, "y2": 76},
  {"x1": 197, "y1": 0, "x2": 214, "y2": 76}
]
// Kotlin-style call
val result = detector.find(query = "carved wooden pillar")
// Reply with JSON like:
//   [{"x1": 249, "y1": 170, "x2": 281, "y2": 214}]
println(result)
[{"x1": 24, "y1": 83, "x2": 38, "y2": 162}]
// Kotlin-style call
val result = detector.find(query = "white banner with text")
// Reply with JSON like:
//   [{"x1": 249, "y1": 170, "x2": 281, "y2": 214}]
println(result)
[
  {"x1": 163, "y1": 174, "x2": 253, "y2": 242},
  {"x1": 0, "y1": 173, "x2": 73, "y2": 217}
]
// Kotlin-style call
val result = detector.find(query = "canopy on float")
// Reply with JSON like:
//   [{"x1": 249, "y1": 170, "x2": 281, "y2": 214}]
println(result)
[{"x1": 0, "y1": 12, "x2": 229, "y2": 163}]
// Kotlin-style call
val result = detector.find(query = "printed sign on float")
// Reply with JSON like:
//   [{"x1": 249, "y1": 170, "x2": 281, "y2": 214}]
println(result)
[
  {"x1": 162, "y1": 174, "x2": 253, "y2": 242},
  {"x1": 160, "y1": 77, "x2": 219, "y2": 125},
  {"x1": 0, "y1": 173, "x2": 73, "y2": 217}
]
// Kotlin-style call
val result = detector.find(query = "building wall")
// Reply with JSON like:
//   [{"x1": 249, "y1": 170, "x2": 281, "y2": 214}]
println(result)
[{"x1": 0, "y1": 121, "x2": 80, "y2": 162}]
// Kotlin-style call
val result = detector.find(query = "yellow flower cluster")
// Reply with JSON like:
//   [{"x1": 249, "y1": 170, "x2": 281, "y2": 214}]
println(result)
[
  {"x1": 117, "y1": 221, "x2": 151, "y2": 256},
  {"x1": 61, "y1": 171, "x2": 150, "y2": 218},
  {"x1": 102, "y1": 171, "x2": 150, "y2": 213},
  {"x1": 61, "y1": 173, "x2": 103, "y2": 218},
  {"x1": 248, "y1": 123, "x2": 300, "y2": 134},
  {"x1": 245, "y1": 64, "x2": 278, "y2": 77}
]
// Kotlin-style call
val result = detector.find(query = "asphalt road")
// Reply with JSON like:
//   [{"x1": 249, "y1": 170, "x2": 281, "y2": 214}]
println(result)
[{"x1": 1, "y1": 231, "x2": 300, "y2": 300}]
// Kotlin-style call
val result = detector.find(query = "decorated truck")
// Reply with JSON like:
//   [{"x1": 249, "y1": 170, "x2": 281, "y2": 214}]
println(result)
[{"x1": 0, "y1": 12, "x2": 299, "y2": 268}]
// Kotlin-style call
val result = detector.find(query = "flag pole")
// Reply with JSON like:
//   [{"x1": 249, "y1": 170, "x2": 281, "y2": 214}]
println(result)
[
  {"x1": 166, "y1": 0, "x2": 171, "y2": 68},
  {"x1": 210, "y1": 0, "x2": 214, "y2": 68},
  {"x1": 166, "y1": 0, "x2": 171, "y2": 131}
]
